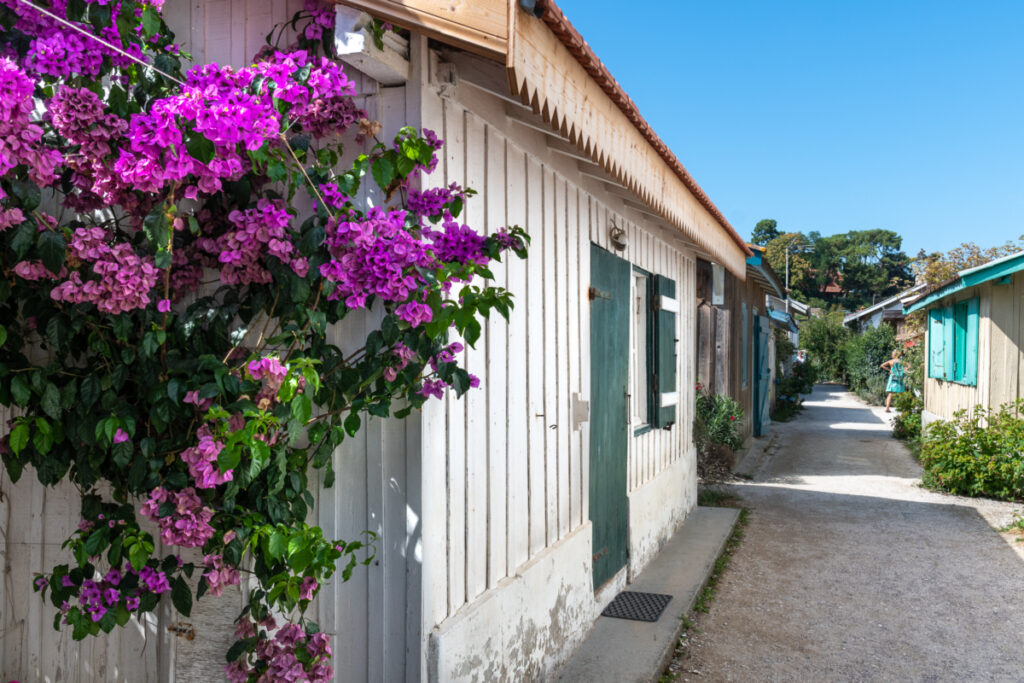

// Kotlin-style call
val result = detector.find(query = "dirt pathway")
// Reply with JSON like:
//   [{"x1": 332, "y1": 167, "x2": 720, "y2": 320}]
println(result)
[{"x1": 680, "y1": 385, "x2": 1024, "y2": 682}]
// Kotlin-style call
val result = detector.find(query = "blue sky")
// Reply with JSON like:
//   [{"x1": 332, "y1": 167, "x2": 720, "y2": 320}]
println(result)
[{"x1": 554, "y1": 0, "x2": 1024, "y2": 257}]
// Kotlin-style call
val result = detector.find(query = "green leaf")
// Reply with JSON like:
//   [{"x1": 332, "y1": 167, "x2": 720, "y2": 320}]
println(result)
[
  {"x1": 143, "y1": 207, "x2": 170, "y2": 249},
  {"x1": 371, "y1": 156, "x2": 395, "y2": 189},
  {"x1": 344, "y1": 412, "x2": 361, "y2": 437},
  {"x1": 37, "y1": 231, "x2": 66, "y2": 274},
  {"x1": 84, "y1": 528, "x2": 108, "y2": 557},
  {"x1": 226, "y1": 638, "x2": 249, "y2": 663},
  {"x1": 42, "y1": 382, "x2": 61, "y2": 419},
  {"x1": 0, "y1": 324, "x2": 7, "y2": 347},
  {"x1": 154, "y1": 248, "x2": 172, "y2": 269},
  {"x1": 249, "y1": 439, "x2": 270, "y2": 478},
  {"x1": 140, "y1": 6, "x2": 161, "y2": 36},
  {"x1": 11, "y1": 220, "x2": 36, "y2": 259},
  {"x1": 128, "y1": 542, "x2": 149, "y2": 572},
  {"x1": 10, "y1": 179, "x2": 40, "y2": 211},
  {"x1": 290, "y1": 394, "x2": 312, "y2": 425},
  {"x1": 288, "y1": 548, "x2": 312, "y2": 574},
  {"x1": 267, "y1": 532, "x2": 287, "y2": 560},
  {"x1": 217, "y1": 445, "x2": 241, "y2": 474},
  {"x1": 171, "y1": 576, "x2": 192, "y2": 617},
  {"x1": 185, "y1": 132, "x2": 216, "y2": 164},
  {"x1": 80, "y1": 375, "x2": 100, "y2": 409},
  {"x1": 11, "y1": 375, "x2": 30, "y2": 406},
  {"x1": 9, "y1": 423, "x2": 29, "y2": 455}
]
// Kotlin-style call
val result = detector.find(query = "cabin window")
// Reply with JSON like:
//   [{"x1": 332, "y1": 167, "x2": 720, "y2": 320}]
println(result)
[
  {"x1": 631, "y1": 270, "x2": 650, "y2": 431},
  {"x1": 927, "y1": 297, "x2": 979, "y2": 385},
  {"x1": 631, "y1": 269, "x2": 679, "y2": 434}
]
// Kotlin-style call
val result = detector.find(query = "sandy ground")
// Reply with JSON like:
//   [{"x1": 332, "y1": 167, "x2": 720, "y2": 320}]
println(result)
[{"x1": 677, "y1": 385, "x2": 1024, "y2": 683}]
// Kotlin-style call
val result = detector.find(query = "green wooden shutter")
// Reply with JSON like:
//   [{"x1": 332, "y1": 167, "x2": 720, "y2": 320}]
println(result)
[
  {"x1": 655, "y1": 274, "x2": 677, "y2": 428},
  {"x1": 953, "y1": 301, "x2": 968, "y2": 382},
  {"x1": 964, "y1": 297, "x2": 979, "y2": 386},
  {"x1": 927, "y1": 308, "x2": 946, "y2": 379}
]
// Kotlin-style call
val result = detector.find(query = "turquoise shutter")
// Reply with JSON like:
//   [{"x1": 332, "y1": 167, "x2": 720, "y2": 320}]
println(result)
[
  {"x1": 655, "y1": 275, "x2": 677, "y2": 428},
  {"x1": 953, "y1": 301, "x2": 968, "y2": 382},
  {"x1": 964, "y1": 297, "x2": 979, "y2": 386},
  {"x1": 942, "y1": 306, "x2": 955, "y2": 381},
  {"x1": 928, "y1": 308, "x2": 946, "y2": 379}
]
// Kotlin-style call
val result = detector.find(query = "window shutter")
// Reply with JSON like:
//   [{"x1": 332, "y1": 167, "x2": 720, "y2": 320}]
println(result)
[
  {"x1": 953, "y1": 301, "x2": 969, "y2": 382},
  {"x1": 655, "y1": 275, "x2": 677, "y2": 428},
  {"x1": 942, "y1": 306, "x2": 955, "y2": 381},
  {"x1": 964, "y1": 297, "x2": 979, "y2": 386},
  {"x1": 927, "y1": 308, "x2": 945, "y2": 379}
]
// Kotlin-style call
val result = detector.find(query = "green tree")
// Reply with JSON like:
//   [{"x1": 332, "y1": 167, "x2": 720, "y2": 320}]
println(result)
[
  {"x1": 913, "y1": 237, "x2": 1024, "y2": 285},
  {"x1": 802, "y1": 229, "x2": 912, "y2": 309},
  {"x1": 751, "y1": 218, "x2": 780, "y2": 245},
  {"x1": 765, "y1": 232, "x2": 813, "y2": 295},
  {"x1": 799, "y1": 311, "x2": 849, "y2": 381}
]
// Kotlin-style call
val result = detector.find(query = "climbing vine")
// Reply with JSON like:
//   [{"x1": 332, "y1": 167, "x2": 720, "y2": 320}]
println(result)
[{"x1": 0, "y1": 0, "x2": 527, "y2": 680}]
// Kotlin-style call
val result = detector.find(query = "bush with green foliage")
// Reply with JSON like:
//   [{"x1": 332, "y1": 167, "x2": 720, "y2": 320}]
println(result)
[
  {"x1": 799, "y1": 311, "x2": 848, "y2": 382},
  {"x1": 921, "y1": 401, "x2": 1024, "y2": 501},
  {"x1": 693, "y1": 384, "x2": 744, "y2": 455},
  {"x1": 891, "y1": 340, "x2": 924, "y2": 441},
  {"x1": 843, "y1": 324, "x2": 896, "y2": 405}
]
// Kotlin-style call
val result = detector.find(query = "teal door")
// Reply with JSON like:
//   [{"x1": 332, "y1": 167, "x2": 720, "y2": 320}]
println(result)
[
  {"x1": 752, "y1": 314, "x2": 772, "y2": 436},
  {"x1": 589, "y1": 243, "x2": 630, "y2": 590}
]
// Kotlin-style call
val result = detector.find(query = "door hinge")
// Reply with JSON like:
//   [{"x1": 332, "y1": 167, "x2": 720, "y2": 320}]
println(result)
[{"x1": 588, "y1": 286, "x2": 611, "y2": 301}]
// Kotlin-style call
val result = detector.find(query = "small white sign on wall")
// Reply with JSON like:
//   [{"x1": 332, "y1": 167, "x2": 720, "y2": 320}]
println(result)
[{"x1": 711, "y1": 263, "x2": 725, "y2": 305}]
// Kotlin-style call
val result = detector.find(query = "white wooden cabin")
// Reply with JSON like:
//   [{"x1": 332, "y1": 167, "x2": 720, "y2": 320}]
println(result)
[{"x1": 0, "y1": 1, "x2": 750, "y2": 680}]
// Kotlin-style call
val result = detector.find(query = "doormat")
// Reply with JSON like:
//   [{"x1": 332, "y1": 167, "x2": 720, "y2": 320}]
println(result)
[{"x1": 601, "y1": 591, "x2": 672, "y2": 622}]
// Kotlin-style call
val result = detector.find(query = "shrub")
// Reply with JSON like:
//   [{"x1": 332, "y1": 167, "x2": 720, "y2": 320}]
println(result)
[
  {"x1": 843, "y1": 324, "x2": 896, "y2": 405},
  {"x1": 892, "y1": 390, "x2": 923, "y2": 441},
  {"x1": 799, "y1": 311, "x2": 848, "y2": 381},
  {"x1": 921, "y1": 401, "x2": 1024, "y2": 501},
  {"x1": 694, "y1": 384, "x2": 744, "y2": 472}
]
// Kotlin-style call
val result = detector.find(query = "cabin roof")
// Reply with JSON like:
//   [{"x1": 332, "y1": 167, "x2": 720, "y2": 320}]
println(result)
[
  {"x1": 842, "y1": 283, "x2": 927, "y2": 325},
  {"x1": 904, "y1": 251, "x2": 1024, "y2": 314}
]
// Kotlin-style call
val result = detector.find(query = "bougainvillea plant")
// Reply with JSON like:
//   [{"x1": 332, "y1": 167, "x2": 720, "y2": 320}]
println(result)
[{"x1": 0, "y1": 1, "x2": 527, "y2": 680}]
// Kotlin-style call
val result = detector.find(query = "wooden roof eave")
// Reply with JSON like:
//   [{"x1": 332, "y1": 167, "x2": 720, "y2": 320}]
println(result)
[{"x1": 330, "y1": 0, "x2": 749, "y2": 277}]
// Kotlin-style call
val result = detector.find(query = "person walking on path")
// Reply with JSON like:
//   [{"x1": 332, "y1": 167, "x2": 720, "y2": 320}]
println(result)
[{"x1": 881, "y1": 349, "x2": 905, "y2": 412}]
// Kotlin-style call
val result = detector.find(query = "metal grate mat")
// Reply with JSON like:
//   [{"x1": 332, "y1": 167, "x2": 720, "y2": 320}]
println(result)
[{"x1": 600, "y1": 591, "x2": 672, "y2": 622}]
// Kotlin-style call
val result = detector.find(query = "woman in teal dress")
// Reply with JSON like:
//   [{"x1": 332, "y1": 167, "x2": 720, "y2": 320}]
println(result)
[{"x1": 881, "y1": 350, "x2": 905, "y2": 413}]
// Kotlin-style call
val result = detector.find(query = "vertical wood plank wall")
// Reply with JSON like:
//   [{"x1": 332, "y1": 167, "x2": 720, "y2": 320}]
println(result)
[{"x1": 421, "y1": 66, "x2": 697, "y2": 625}]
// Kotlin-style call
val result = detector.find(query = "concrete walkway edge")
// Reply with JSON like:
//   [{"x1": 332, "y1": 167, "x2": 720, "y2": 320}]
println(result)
[{"x1": 557, "y1": 506, "x2": 740, "y2": 682}]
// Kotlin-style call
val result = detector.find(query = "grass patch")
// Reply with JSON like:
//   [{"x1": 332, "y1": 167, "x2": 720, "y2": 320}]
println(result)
[
  {"x1": 697, "y1": 487, "x2": 738, "y2": 507},
  {"x1": 1000, "y1": 512, "x2": 1024, "y2": 540},
  {"x1": 658, "y1": 507, "x2": 750, "y2": 681}
]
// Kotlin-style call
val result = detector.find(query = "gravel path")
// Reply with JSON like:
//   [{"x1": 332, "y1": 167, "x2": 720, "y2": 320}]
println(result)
[{"x1": 679, "y1": 385, "x2": 1024, "y2": 683}]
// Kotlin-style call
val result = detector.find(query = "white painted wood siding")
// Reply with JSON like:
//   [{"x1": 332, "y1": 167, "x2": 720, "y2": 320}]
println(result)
[{"x1": 419, "y1": 53, "x2": 698, "y2": 628}]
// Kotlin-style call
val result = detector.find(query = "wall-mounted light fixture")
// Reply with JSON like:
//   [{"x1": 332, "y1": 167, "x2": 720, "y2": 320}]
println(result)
[{"x1": 609, "y1": 223, "x2": 627, "y2": 251}]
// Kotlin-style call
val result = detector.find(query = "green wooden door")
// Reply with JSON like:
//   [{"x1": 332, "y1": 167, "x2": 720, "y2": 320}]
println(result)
[
  {"x1": 753, "y1": 314, "x2": 772, "y2": 436},
  {"x1": 589, "y1": 243, "x2": 630, "y2": 590}
]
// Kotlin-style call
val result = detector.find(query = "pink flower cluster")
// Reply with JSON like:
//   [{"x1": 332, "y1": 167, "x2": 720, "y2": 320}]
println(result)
[
  {"x1": 113, "y1": 50, "x2": 359, "y2": 199},
  {"x1": 203, "y1": 554, "x2": 240, "y2": 597},
  {"x1": 50, "y1": 228, "x2": 161, "y2": 315},
  {"x1": 195, "y1": 199, "x2": 307, "y2": 286},
  {"x1": 60, "y1": 564, "x2": 170, "y2": 624},
  {"x1": 181, "y1": 424, "x2": 233, "y2": 489},
  {"x1": 425, "y1": 212, "x2": 488, "y2": 266},
  {"x1": 13, "y1": 260, "x2": 64, "y2": 281},
  {"x1": 46, "y1": 86, "x2": 131, "y2": 210},
  {"x1": 140, "y1": 487, "x2": 216, "y2": 548},
  {"x1": 319, "y1": 207, "x2": 431, "y2": 313},
  {"x1": 406, "y1": 183, "x2": 464, "y2": 219},
  {"x1": 225, "y1": 620, "x2": 333, "y2": 683},
  {"x1": 0, "y1": 58, "x2": 62, "y2": 186},
  {"x1": 301, "y1": 0, "x2": 335, "y2": 41}
]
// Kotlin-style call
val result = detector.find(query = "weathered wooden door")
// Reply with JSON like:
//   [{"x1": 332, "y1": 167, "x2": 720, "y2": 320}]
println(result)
[
  {"x1": 753, "y1": 314, "x2": 772, "y2": 436},
  {"x1": 589, "y1": 244, "x2": 630, "y2": 590}
]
